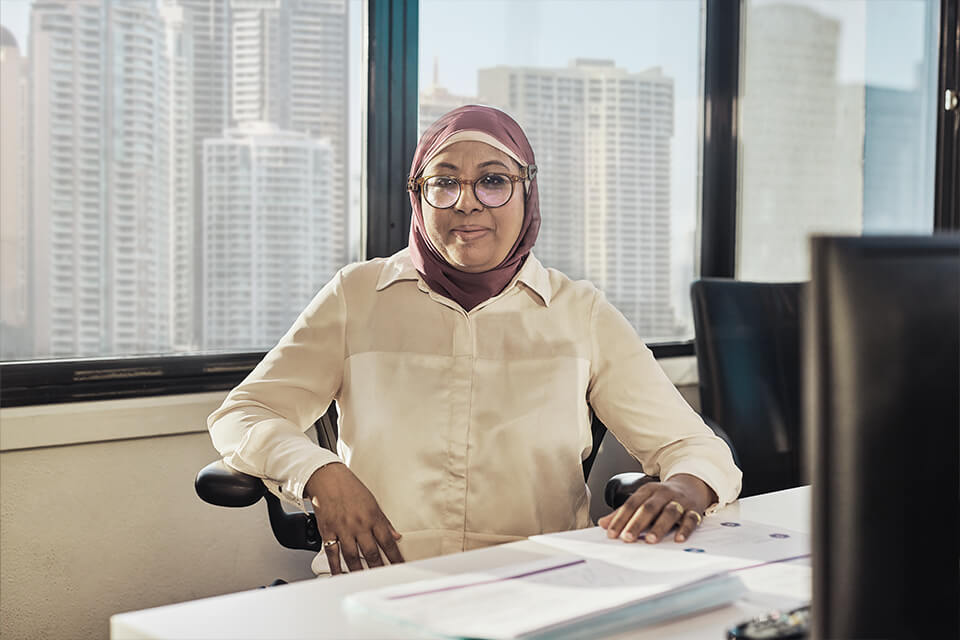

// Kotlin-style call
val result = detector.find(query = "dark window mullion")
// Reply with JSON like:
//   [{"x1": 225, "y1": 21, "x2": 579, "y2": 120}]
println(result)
[
  {"x1": 935, "y1": 0, "x2": 959, "y2": 231},
  {"x1": 700, "y1": 0, "x2": 740, "y2": 279},
  {"x1": 366, "y1": 0, "x2": 418, "y2": 259}
]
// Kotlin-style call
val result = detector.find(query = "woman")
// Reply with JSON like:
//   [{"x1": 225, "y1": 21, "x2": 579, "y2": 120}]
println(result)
[{"x1": 207, "y1": 105, "x2": 741, "y2": 576}]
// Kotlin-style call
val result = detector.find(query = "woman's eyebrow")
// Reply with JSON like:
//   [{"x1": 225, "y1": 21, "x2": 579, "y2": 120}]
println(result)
[
  {"x1": 478, "y1": 160, "x2": 510, "y2": 170},
  {"x1": 430, "y1": 161, "x2": 459, "y2": 171}
]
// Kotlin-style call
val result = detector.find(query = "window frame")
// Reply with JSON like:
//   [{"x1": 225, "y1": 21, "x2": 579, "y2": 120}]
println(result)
[{"x1": 2, "y1": 0, "x2": 955, "y2": 408}]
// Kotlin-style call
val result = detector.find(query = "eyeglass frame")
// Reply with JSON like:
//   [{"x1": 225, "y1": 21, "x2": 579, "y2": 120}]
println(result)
[{"x1": 406, "y1": 164, "x2": 538, "y2": 209}]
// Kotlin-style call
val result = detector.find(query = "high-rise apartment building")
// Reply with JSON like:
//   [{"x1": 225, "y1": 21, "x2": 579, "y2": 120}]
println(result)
[
  {"x1": 0, "y1": 26, "x2": 30, "y2": 358},
  {"x1": 170, "y1": 0, "x2": 232, "y2": 348},
  {"x1": 202, "y1": 123, "x2": 335, "y2": 349},
  {"x1": 862, "y1": 80, "x2": 935, "y2": 233},
  {"x1": 29, "y1": 0, "x2": 174, "y2": 357},
  {"x1": 105, "y1": 1, "x2": 172, "y2": 354},
  {"x1": 478, "y1": 60, "x2": 677, "y2": 337},
  {"x1": 161, "y1": 4, "x2": 197, "y2": 350},
  {"x1": 738, "y1": 5, "x2": 863, "y2": 281},
  {"x1": 29, "y1": 0, "x2": 108, "y2": 357},
  {"x1": 229, "y1": 0, "x2": 349, "y2": 261}
]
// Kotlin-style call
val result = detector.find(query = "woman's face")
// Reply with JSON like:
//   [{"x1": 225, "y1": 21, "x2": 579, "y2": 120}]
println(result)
[{"x1": 420, "y1": 141, "x2": 525, "y2": 273}]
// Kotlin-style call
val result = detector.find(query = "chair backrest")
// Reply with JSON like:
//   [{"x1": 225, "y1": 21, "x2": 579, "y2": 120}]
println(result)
[
  {"x1": 691, "y1": 279, "x2": 804, "y2": 497},
  {"x1": 314, "y1": 403, "x2": 338, "y2": 452}
]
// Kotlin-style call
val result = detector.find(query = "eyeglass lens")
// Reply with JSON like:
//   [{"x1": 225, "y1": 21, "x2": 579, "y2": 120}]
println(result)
[{"x1": 423, "y1": 174, "x2": 513, "y2": 209}]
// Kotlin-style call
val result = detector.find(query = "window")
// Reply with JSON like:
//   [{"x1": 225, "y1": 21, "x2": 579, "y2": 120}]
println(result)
[
  {"x1": 419, "y1": 0, "x2": 703, "y2": 343},
  {"x1": 737, "y1": 0, "x2": 940, "y2": 280},
  {"x1": 0, "y1": 0, "x2": 363, "y2": 360},
  {"x1": 0, "y1": 0, "x2": 954, "y2": 405}
]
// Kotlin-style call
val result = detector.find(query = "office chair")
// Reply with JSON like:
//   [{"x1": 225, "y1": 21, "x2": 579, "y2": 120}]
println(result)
[{"x1": 691, "y1": 278, "x2": 804, "y2": 498}]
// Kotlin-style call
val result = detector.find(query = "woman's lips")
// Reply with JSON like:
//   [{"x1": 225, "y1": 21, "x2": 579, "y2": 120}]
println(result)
[{"x1": 452, "y1": 227, "x2": 490, "y2": 240}]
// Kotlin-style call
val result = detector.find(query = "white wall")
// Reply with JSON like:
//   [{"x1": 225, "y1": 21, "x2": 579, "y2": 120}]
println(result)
[{"x1": 0, "y1": 394, "x2": 316, "y2": 640}]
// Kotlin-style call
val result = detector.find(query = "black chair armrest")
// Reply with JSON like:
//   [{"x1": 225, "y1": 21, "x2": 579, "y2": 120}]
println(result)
[
  {"x1": 604, "y1": 472, "x2": 659, "y2": 509},
  {"x1": 195, "y1": 460, "x2": 266, "y2": 507},
  {"x1": 195, "y1": 460, "x2": 324, "y2": 552}
]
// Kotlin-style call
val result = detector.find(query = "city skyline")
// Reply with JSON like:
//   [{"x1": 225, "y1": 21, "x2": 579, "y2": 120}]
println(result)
[
  {"x1": 0, "y1": 0, "x2": 940, "y2": 361},
  {"x1": 0, "y1": 0, "x2": 352, "y2": 360}
]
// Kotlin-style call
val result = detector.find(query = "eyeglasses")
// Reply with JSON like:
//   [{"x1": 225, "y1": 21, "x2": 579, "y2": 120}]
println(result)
[{"x1": 407, "y1": 164, "x2": 537, "y2": 210}]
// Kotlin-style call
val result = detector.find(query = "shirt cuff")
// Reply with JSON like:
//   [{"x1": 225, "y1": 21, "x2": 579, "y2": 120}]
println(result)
[
  {"x1": 662, "y1": 460, "x2": 743, "y2": 516},
  {"x1": 226, "y1": 445, "x2": 341, "y2": 512}
]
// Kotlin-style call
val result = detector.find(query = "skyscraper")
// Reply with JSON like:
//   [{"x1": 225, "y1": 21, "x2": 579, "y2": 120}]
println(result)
[
  {"x1": 161, "y1": 3, "x2": 197, "y2": 351},
  {"x1": 229, "y1": 0, "x2": 349, "y2": 261},
  {"x1": 104, "y1": 1, "x2": 172, "y2": 354},
  {"x1": 172, "y1": 0, "x2": 349, "y2": 350},
  {"x1": 170, "y1": 0, "x2": 232, "y2": 348},
  {"x1": 0, "y1": 26, "x2": 30, "y2": 358},
  {"x1": 29, "y1": 0, "x2": 174, "y2": 357},
  {"x1": 29, "y1": 0, "x2": 108, "y2": 357},
  {"x1": 478, "y1": 60, "x2": 677, "y2": 337},
  {"x1": 738, "y1": 4, "x2": 863, "y2": 281},
  {"x1": 202, "y1": 123, "x2": 335, "y2": 349}
]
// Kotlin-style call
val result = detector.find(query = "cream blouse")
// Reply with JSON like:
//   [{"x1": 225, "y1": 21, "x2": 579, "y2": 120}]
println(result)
[{"x1": 207, "y1": 249, "x2": 742, "y2": 564}]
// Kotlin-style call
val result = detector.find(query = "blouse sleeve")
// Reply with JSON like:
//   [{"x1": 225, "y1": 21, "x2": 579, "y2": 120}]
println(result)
[
  {"x1": 206, "y1": 270, "x2": 348, "y2": 510},
  {"x1": 587, "y1": 290, "x2": 742, "y2": 512}
]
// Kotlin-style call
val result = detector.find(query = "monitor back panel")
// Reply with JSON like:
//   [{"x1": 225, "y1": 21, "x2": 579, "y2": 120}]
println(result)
[{"x1": 807, "y1": 235, "x2": 959, "y2": 639}]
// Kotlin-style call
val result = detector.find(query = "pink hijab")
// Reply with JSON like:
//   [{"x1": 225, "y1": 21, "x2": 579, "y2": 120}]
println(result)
[{"x1": 407, "y1": 105, "x2": 541, "y2": 311}]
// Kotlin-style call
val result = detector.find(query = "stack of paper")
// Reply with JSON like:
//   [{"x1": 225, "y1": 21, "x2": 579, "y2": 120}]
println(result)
[{"x1": 344, "y1": 519, "x2": 809, "y2": 639}]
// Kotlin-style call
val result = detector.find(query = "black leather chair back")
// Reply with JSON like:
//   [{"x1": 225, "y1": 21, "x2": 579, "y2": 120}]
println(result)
[{"x1": 691, "y1": 279, "x2": 804, "y2": 497}]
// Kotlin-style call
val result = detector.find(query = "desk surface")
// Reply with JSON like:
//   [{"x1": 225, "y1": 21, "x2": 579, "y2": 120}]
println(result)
[{"x1": 111, "y1": 486, "x2": 810, "y2": 640}]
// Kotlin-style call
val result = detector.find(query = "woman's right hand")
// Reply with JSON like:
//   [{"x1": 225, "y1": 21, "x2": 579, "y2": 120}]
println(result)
[{"x1": 303, "y1": 462, "x2": 404, "y2": 574}]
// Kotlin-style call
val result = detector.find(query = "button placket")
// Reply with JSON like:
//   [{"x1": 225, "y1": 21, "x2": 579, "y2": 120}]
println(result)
[{"x1": 440, "y1": 304, "x2": 473, "y2": 554}]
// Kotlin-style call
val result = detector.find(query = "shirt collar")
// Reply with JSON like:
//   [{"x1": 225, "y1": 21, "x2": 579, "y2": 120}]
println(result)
[{"x1": 375, "y1": 248, "x2": 553, "y2": 307}]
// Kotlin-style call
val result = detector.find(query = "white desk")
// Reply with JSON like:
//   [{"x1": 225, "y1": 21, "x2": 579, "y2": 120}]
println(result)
[{"x1": 111, "y1": 486, "x2": 810, "y2": 640}]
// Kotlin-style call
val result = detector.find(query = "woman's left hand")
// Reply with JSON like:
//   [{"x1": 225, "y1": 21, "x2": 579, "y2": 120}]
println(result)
[{"x1": 597, "y1": 473, "x2": 717, "y2": 544}]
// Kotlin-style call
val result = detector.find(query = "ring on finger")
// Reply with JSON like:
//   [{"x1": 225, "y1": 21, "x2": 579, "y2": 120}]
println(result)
[
  {"x1": 687, "y1": 510, "x2": 703, "y2": 525},
  {"x1": 322, "y1": 537, "x2": 340, "y2": 549},
  {"x1": 666, "y1": 500, "x2": 685, "y2": 515}
]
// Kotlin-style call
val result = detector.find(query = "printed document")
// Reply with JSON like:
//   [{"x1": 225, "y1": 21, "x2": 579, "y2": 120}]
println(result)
[
  {"x1": 345, "y1": 519, "x2": 809, "y2": 639},
  {"x1": 345, "y1": 554, "x2": 745, "y2": 639}
]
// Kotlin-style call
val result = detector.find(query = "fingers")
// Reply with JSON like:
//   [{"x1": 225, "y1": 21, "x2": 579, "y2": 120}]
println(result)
[
  {"x1": 601, "y1": 481, "x2": 707, "y2": 545},
  {"x1": 674, "y1": 509, "x2": 703, "y2": 543},
  {"x1": 619, "y1": 495, "x2": 674, "y2": 542},
  {"x1": 375, "y1": 522, "x2": 405, "y2": 566},
  {"x1": 339, "y1": 537, "x2": 364, "y2": 573},
  {"x1": 321, "y1": 533, "x2": 344, "y2": 576},
  {"x1": 602, "y1": 483, "x2": 658, "y2": 539},
  {"x1": 644, "y1": 500, "x2": 686, "y2": 544},
  {"x1": 356, "y1": 532, "x2": 385, "y2": 569}
]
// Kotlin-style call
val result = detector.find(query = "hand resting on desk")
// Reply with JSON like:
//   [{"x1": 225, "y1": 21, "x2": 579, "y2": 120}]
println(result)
[
  {"x1": 304, "y1": 462, "x2": 405, "y2": 575},
  {"x1": 598, "y1": 473, "x2": 717, "y2": 544}
]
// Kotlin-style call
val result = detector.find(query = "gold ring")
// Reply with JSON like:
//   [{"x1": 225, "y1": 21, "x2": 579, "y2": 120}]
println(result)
[
  {"x1": 687, "y1": 510, "x2": 703, "y2": 525},
  {"x1": 322, "y1": 538, "x2": 340, "y2": 549},
  {"x1": 667, "y1": 500, "x2": 685, "y2": 515}
]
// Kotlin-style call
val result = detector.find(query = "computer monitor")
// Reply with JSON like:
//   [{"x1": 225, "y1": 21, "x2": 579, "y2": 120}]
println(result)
[{"x1": 806, "y1": 235, "x2": 959, "y2": 639}]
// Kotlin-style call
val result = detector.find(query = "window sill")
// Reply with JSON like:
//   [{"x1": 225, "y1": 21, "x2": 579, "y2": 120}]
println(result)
[
  {"x1": 0, "y1": 356, "x2": 698, "y2": 452},
  {"x1": 0, "y1": 391, "x2": 227, "y2": 452}
]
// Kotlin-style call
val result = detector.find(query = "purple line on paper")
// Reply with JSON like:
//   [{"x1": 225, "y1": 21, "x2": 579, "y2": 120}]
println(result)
[
  {"x1": 726, "y1": 553, "x2": 811, "y2": 574},
  {"x1": 386, "y1": 558, "x2": 587, "y2": 600}
]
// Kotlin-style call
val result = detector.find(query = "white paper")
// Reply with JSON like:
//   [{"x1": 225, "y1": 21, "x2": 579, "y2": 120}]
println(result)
[
  {"x1": 345, "y1": 519, "x2": 809, "y2": 639},
  {"x1": 528, "y1": 518, "x2": 809, "y2": 575},
  {"x1": 345, "y1": 554, "x2": 745, "y2": 640}
]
